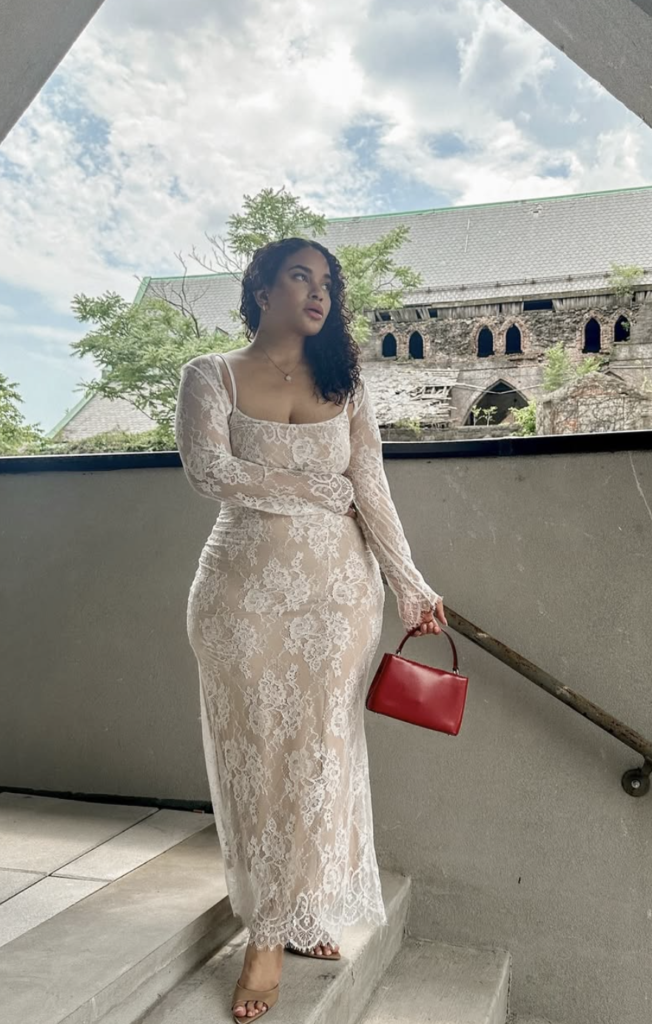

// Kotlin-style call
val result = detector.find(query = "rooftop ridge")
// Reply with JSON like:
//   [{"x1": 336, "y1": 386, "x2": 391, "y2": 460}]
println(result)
[{"x1": 326, "y1": 182, "x2": 652, "y2": 223}]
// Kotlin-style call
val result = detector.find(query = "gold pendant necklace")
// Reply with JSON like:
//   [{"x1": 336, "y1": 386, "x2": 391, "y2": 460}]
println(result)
[{"x1": 259, "y1": 345, "x2": 301, "y2": 381}]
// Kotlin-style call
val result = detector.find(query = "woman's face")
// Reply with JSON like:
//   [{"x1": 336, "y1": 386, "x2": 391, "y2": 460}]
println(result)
[{"x1": 259, "y1": 246, "x2": 333, "y2": 338}]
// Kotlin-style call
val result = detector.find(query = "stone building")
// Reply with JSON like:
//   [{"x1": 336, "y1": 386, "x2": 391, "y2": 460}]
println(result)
[
  {"x1": 49, "y1": 184, "x2": 652, "y2": 441},
  {"x1": 537, "y1": 370, "x2": 652, "y2": 435}
]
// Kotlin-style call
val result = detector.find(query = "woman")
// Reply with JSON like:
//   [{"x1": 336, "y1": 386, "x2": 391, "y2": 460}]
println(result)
[{"x1": 174, "y1": 237, "x2": 446, "y2": 1021}]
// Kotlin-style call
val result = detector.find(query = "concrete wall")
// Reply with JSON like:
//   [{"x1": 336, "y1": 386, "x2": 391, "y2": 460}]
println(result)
[
  {"x1": 1, "y1": 441, "x2": 651, "y2": 1023},
  {"x1": 0, "y1": 0, "x2": 105, "y2": 144},
  {"x1": 502, "y1": 0, "x2": 652, "y2": 127}
]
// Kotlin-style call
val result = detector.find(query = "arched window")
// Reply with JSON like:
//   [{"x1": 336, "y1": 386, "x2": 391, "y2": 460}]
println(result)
[
  {"x1": 614, "y1": 315, "x2": 630, "y2": 342},
  {"x1": 583, "y1": 318, "x2": 601, "y2": 353},
  {"x1": 477, "y1": 326, "x2": 494, "y2": 358},
  {"x1": 505, "y1": 324, "x2": 522, "y2": 354},
  {"x1": 408, "y1": 331, "x2": 424, "y2": 359},
  {"x1": 465, "y1": 379, "x2": 528, "y2": 426},
  {"x1": 382, "y1": 332, "x2": 397, "y2": 357}
]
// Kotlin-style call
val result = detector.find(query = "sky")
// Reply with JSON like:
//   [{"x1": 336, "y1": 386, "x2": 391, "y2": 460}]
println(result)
[{"x1": 1, "y1": 0, "x2": 651, "y2": 433}]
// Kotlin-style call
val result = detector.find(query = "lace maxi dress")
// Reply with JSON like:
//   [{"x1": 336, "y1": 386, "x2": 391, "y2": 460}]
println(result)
[{"x1": 174, "y1": 352, "x2": 443, "y2": 952}]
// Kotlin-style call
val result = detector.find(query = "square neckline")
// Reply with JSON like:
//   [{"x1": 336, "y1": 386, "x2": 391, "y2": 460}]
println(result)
[{"x1": 213, "y1": 353, "x2": 350, "y2": 428}]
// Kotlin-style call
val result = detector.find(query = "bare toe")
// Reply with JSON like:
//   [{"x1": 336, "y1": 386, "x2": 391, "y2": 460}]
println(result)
[{"x1": 233, "y1": 998, "x2": 266, "y2": 1019}]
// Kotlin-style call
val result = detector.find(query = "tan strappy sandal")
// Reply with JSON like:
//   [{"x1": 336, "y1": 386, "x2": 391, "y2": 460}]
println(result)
[
  {"x1": 231, "y1": 978, "x2": 279, "y2": 1022},
  {"x1": 284, "y1": 941, "x2": 341, "y2": 960}
]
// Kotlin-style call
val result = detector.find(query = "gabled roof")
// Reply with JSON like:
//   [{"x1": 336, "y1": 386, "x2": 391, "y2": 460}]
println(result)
[
  {"x1": 137, "y1": 184, "x2": 652, "y2": 333},
  {"x1": 135, "y1": 271, "x2": 241, "y2": 338},
  {"x1": 48, "y1": 392, "x2": 155, "y2": 440}
]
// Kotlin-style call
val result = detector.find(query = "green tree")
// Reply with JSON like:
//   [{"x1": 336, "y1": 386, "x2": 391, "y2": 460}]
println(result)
[
  {"x1": 0, "y1": 292, "x2": 239, "y2": 455},
  {"x1": 190, "y1": 186, "x2": 327, "y2": 280},
  {"x1": 228, "y1": 186, "x2": 327, "y2": 266},
  {"x1": 542, "y1": 340, "x2": 606, "y2": 391},
  {"x1": 608, "y1": 263, "x2": 644, "y2": 303},
  {"x1": 512, "y1": 341, "x2": 609, "y2": 437},
  {"x1": 65, "y1": 291, "x2": 236, "y2": 432},
  {"x1": 337, "y1": 226, "x2": 422, "y2": 344},
  {"x1": 0, "y1": 373, "x2": 46, "y2": 454},
  {"x1": 470, "y1": 404, "x2": 498, "y2": 426},
  {"x1": 511, "y1": 401, "x2": 537, "y2": 436},
  {"x1": 190, "y1": 186, "x2": 422, "y2": 344},
  {"x1": 542, "y1": 339, "x2": 576, "y2": 391}
]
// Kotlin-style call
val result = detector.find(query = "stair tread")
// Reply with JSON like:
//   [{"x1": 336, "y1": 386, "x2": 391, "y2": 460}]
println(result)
[
  {"x1": 507, "y1": 1017, "x2": 564, "y2": 1024},
  {"x1": 0, "y1": 823, "x2": 231, "y2": 1024},
  {"x1": 359, "y1": 936, "x2": 511, "y2": 1024}
]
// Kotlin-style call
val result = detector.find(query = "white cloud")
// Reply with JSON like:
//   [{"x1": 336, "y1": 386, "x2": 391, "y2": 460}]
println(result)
[
  {"x1": 353, "y1": 0, "x2": 652, "y2": 205},
  {"x1": 4, "y1": 323, "x2": 85, "y2": 344},
  {"x1": 575, "y1": 125, "x2": 651, "y2": 193},
  {"x1": 1, "y1": 0, "x2": 651, "y2": 418},
  {"x1": 458, "y1": 1, "x2": 556, "y2": 101},
  {"x1": 0, "y1": 0, "x2": 379, "y2": 321}
]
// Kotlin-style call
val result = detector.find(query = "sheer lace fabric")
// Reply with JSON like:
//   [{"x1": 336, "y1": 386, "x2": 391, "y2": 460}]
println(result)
[{"x1": 174, "y1": 353, "x2": 442, "y2": 950}]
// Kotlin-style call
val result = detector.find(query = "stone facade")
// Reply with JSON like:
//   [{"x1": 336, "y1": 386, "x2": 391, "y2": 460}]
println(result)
[
  {"x1": 367, "y1": 295, "x2": 652, "y2": 437},
  {"x1": 537, "y1": 371, "x2": 652, "y2": 435}
]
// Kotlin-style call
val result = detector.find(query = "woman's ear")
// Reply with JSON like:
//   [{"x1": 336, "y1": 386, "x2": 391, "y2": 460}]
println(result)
[{"x1": 255, "y1": 289, "x2": 269, "y2": 312}]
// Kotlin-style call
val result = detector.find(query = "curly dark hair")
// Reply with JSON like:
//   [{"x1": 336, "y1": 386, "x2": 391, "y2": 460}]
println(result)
[{"x1": 238, "y1": 237, "x2": 361, "y2": 406}]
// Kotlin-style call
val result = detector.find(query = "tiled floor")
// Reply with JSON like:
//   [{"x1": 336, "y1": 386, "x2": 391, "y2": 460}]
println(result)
[{"x1": 0, "y1": 792, "x2": 214, "y2": 947}]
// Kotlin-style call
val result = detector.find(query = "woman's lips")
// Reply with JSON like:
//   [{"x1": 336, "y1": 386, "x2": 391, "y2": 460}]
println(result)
[{"x1": 305, "y1": 308, "x2": 323, "y2": 319}]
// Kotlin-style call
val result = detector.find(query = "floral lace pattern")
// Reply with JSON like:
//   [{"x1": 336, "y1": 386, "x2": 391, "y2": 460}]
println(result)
[{"x1": 174, "y1": 352, "x2": 442, "y2": 950}]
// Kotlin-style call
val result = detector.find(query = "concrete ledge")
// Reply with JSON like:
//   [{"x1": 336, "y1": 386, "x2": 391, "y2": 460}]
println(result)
[
  {"x1": 506, "y1": 1016, "x2": 563, "y2": 1024},
  {"x1": 0, "y1": 824, "x2": 240, "y2": 1024},
  {"x1": 360, "y1": 935, "x2": 511, "y2": 1023}
]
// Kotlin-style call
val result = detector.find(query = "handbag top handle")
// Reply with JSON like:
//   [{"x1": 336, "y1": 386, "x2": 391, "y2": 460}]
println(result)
[{"x1": 396, "y1": 626, "x2": 460, "y2": 673}]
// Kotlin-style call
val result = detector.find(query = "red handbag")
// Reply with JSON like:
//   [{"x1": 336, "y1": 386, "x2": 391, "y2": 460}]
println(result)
[{"x1": 365, "y1": 627, "x2": 468, "y2": 735}]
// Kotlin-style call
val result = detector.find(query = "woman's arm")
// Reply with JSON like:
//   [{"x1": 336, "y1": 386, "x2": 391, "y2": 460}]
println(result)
[
  {"x1": 174, "y1": 355, "x2": 355, "y2": 516},
  {"x1": 344, "y1": 374, "x2": 443, "y2": 631}
]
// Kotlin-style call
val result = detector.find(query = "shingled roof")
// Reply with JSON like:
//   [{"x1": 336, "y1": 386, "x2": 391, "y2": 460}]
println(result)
[{"x1": 136, "y1": 184, "x2": 652, "y2": 333}]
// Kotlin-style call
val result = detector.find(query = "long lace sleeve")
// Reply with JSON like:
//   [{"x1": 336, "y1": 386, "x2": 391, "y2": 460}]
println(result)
[
  {"x1": 344, "y1": 375, "x2": 443, "y2": 631},
  {"x1": 174, "y1": 356, "x2": 355, "y2": 516}
]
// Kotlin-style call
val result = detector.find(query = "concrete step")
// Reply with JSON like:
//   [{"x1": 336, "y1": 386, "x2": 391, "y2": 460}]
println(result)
[
  {"x1": 0, "y1": 793, "x2": 214, "y2": 947},
  {"x1": 0, "y1": 822, "x2": 241, "y2": 1024},
  {"x1": 506, "y1": 1017, "x2": 564, "y2": 1024},
  {"x1": 138, "y1": 869, "x2": 411, "y2": 1024},
  {"x1": 359, "y1": 935, "x2": 511, "y2": 1024}
]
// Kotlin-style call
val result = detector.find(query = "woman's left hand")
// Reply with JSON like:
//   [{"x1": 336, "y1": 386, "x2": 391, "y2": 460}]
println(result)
[{"x1": 413, "y1": 596, "x2": 447, "y2": 636}]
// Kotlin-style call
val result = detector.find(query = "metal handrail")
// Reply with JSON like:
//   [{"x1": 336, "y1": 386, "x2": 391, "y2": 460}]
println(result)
[{"x1": 442, "y1": 608, "x2": 652, "y2": 798}]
